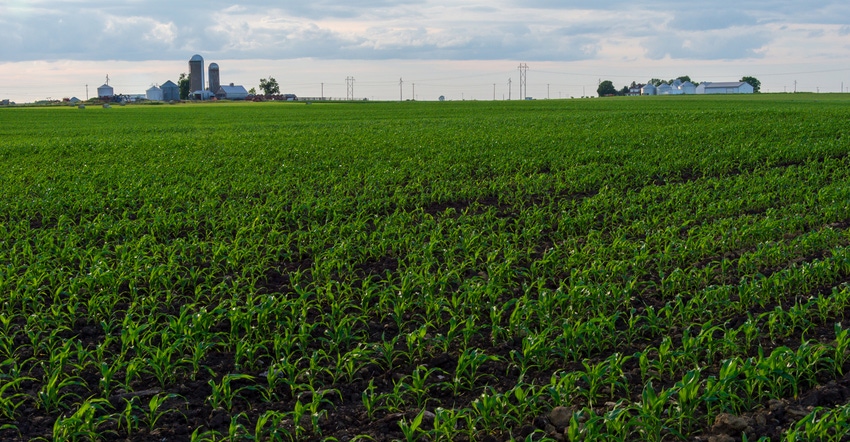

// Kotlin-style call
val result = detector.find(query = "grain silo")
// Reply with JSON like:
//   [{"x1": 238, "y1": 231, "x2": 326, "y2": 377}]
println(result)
[
  {"x1": 97, "y1": 83, "x2": 114, "y2": 99},
  {"x1": 146, "y1": 85, "x2": 163, "y2": 101},
  {"x1": 189, "y1": 54, "x2": 204, "y2": 96},
  {"x1": 208, "y1": 63, "x2": 221, "y2": 96},
  {"x1": 161, "y1": 80, "x2": 179, "y2": 101}
]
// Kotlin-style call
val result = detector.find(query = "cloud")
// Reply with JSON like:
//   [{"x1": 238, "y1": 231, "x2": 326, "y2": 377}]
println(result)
[
  {"x1": 0, "y1": 0, "x2": 846, "y2": 65},
  {"x1": 643, "y1": 28, "x2": 770, "y2": 60}
]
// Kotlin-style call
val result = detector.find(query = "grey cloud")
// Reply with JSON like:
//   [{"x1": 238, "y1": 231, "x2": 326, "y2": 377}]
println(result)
[
  {"x1": 0, "y1": 0, "x2": 845, "y2": 63},
  {"x1": 643, "y1": 29, "x2": 770, "y2": 60},
  {"x1": 668, "y1": 11, "x2": 758, "y2": 31}
]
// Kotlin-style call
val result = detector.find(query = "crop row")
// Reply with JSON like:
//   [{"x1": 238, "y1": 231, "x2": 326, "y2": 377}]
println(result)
[{"x1": 1, "y1": 97, "x2": 849, "y2": 440}]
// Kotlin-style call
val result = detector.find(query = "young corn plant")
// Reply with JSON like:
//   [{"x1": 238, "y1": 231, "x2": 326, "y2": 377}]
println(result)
[
  {"x1": 633, "y1": 382, "x2": 676, "y2": 442},
  {"x1": 447, "y1": 348, "x2": 498, "y2": 395},
  {"x1": 36, "y1": 367, "x2": 84, "y2": 413},
  {"x1": 51, "y1": 397, "x2": 114, "y2": 442},
  {"x1": 253, "y1": 409, "x2": 294, "y2": 441},
  {"x1": 398, "y1": 409, "x2": 427, "y2": 442},
  {"x1": 0, "y1": 377, "x2": 33, "y2": 420},
  {"x1": 144, "y1": 393, "x2": 185, "y2": 431},
  {"x1": 207, "y1": 373, "x2": 256, "y2": 412}
]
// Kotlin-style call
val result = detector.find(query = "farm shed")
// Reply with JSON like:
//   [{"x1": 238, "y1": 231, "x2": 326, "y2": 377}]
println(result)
[
  {"x1": 216, "y1": 84, "x2": 249, "y2": 100},
  {"x1": 146, "y1": 85, "x2": 163, "y2": 101},
  {"x1": 161, "y1": 80, "x2": 179, "y2": 101},
  {"x1": 696, "y1": 81, "x2": 754, "y2": 94}
]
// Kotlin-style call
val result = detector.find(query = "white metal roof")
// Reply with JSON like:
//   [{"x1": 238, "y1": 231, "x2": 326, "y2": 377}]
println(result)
[{"x1": 703, "y1": 82, "x2": 746, "y2": 88}]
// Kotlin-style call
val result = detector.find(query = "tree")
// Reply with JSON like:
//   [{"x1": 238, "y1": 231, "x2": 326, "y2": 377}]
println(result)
[
  {"x1": 178, "y1": 73, "x2": 190, "y2": 100},
  {"x1": 259, "y1": 77, "x2": 280, "y2": 95},
  {"x1": 648, "y1": 78, "x2": 664, "y2": 87},
  {"x1": 741, "y1": 76, "x2": 761, "y2": 93},
  {"x1": 248, "y1": 87, "x2": 256, "y2": 95},
  {"x1": 597, "y1": 80, "x2": 617, "y2": 97}
]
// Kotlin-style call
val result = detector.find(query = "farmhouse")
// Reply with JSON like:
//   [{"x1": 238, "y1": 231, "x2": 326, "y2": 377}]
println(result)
[{"x1": 696, "y1": 81, "x2": 754, "y2": 94}]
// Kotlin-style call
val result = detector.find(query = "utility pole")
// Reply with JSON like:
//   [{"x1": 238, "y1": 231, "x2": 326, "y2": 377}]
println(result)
[
  {"x1": 794, "y1": 80, "x2": 797, "y2": 93},
  {"x1": 508, "y1": 78, "x2": 512, "y2": 100},
  {"x1": 412, "y1": 83, "x2": 415, "y2": 101},
  {"x1": 517, "y1": 63, "x2": 529, "y2": 100},
  {"x1": 493, "y1": 83, "x2": 496, "y2": 101},
  {"x1": 85, "y1": 84, "x2": 88, "y2": 100},
  {"x1": 321, "y1": 82, "x2": 324, "y2": 100},
  {"x1": 399, "y1": 78, "x2": 403, "y2": 101},
  {"x1": 547, "y1": 84, "x2": 550, "y2": 100}
]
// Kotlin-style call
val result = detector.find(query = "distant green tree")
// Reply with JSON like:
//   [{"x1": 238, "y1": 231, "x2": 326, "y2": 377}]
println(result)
[
  {"x1": 741, "y1": 76, "x2": 761, "y2": 93},
  {"x1": 649, "y1": 78, "x2": 664, "y2": 86},
  {"x1": 597, "y1": 80, "x2": 617, "y2": 97},
  {"x1": 248, "y1": 87, "x2": 257, "y2": 95},
  {"x1": 178, "y1": 73, "x2": 190, "y2": 100},
  {"x1": 259, "y1": 77, "x2": 280, "y2": 95}
]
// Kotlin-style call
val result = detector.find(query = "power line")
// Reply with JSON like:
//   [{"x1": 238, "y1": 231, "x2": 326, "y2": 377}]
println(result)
[
  {"x1": 346, "y1": 76, "x2": 355, "y2": 100},
  {"x1": 518, "y1": 63, "x2": 529, "y2": 100}
]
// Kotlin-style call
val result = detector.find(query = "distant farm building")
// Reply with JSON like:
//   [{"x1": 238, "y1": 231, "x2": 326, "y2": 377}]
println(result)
[
  {"x1": 657, "y1": 83, "x2": 674, "y2": 95},
  {"x1": 696, "y1": 81, "x2": 754, "y2": 94},
  {"x1": 208, "y1": 63, "x2": 221, "y2": 96},
  {"x1": 680, "y1": 81, "x2": 696, "y2": 94},
  {"x1": 146, "y1": 85, "x2": 164, "y2": 101},
  {"x1": 216, "y1": 84, "x2": 249, "y2": 100},
  {"x1": 97, "y1": 83, "x2": 114, "y2": 99},
  {"x1": 656, "y1": 79, "x2": 696, "y2": 95},
  {"x1": 641, "y1": 79, "x2": 731, "y2": 95},
  {"x1": 189, "y1": 54, "x2": 205, "y2": 97},
  {"x1": 161, "y1": 80, "x2": 179, "y2": 101}
]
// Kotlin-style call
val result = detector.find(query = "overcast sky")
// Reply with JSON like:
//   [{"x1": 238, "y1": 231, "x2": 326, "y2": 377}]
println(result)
[{"x1": 1, "y1": 0, "x2": 849, "y2": 101}]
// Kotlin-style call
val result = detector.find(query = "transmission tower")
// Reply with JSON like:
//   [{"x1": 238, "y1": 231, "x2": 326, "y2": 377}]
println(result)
[
  {"x1": 346, "y1": 76, "x2": 355, "y2": 100},
  {"x1": 517, "y1": 63, "x2": 529, "y2": 99}
]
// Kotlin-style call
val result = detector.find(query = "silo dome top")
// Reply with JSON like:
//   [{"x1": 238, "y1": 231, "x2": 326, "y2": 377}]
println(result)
[
  {"x1": 190, "y1": 54, "x2": 203, "y2": 62},
  {"x1": 209, "y1": 63, "x2": 219, "y2": 69}
]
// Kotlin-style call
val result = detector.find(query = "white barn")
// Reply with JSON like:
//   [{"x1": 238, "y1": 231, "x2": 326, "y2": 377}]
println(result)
[{"x1": 696, "y1": 81, "x2": 754, "y2": 94}]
